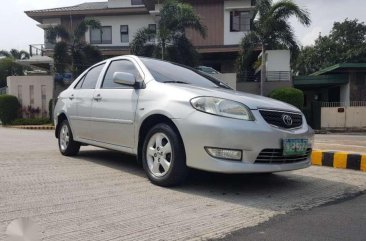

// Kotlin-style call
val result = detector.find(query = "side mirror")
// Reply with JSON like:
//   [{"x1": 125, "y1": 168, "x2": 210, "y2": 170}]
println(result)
[{"x1": 113, "y1": 72, "x2": 136, "y2": 86}]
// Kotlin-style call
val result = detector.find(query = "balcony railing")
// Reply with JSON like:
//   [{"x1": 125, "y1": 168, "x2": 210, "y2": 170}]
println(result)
[
  {"x1": 237, "y1": 71, "x2": 291, "y2": 82},
  {"x1": 29, "y1": 44, "x2": 45, "y2": 57},
  {"x1": 266, "y1": 71, "x2": 291, "y2": 82}
]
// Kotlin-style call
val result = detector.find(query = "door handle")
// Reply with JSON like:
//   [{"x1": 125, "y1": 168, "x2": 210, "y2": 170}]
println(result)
[
  {"x1": 69, "y1": 94, "x2": 74, "y2": 100},
  {"x1": 93, "y1": 94, "x2": 102, "y2": 101}
]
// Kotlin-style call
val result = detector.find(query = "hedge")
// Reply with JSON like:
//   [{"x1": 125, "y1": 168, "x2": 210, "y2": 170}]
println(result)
[
  {"x1": 0, "y1": 95, "x2": 20, "y2": 125},
  {"x1": 10, "y1": 118, "x2": 52, "y2": 126},
  {"x1": 269, "y1": 87, "x2": 304, "y2": 109}
]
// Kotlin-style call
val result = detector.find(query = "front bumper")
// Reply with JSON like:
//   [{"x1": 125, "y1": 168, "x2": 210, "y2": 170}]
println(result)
[{"x1": 173, "y1": 109, "x2": 314, "y2": 173}]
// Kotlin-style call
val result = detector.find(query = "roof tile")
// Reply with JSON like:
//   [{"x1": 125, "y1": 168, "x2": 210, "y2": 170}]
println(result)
[{"x1": 27, "y1": 2, "x2": 108, "y2": 13}]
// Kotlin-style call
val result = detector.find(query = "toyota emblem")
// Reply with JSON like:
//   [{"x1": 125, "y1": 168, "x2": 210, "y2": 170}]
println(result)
[{"x1": 282, "y1": 114, "x2": 293, "y2": 126}]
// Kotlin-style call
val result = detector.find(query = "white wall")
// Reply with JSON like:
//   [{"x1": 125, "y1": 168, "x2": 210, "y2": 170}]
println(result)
[
  {"x1": 265, "y1": 50, "x2": 291, "y2": 72},
  {"x1": 321, "y1": 107, "x2": 366, "y2": 129},
  {"x1": 340, "y1": 81, "x2": 350, "y2": 106},
  {"x1": 108, "y1": 0, "x2": 143, "y2": 8},
  {"x1": 7, "y1": 76, "x2": 53, "y2": 117},
  {"x1": 212, "y1": 73, "x2": 237, "y2": 90},
  {"x1": 42, "y1": 18, "x2": 61, "y2": 25},
  {"x1": 223, "y1": 0, "x2": 252, "y2": 45},
  {"x1": 85, "y1": 15, "x2": 156, "y2": 47}
]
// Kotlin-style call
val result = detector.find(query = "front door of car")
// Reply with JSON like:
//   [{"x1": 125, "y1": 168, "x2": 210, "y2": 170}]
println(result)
[
  {"x1": 89, "y1": 60, "x2": 141, "y2": 148},
  {"x1": 70, "y1": 63, "x2": 106, "y2": 140}
]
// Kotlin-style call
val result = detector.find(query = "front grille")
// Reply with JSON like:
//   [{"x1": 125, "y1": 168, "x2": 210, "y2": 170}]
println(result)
[
  {"x1": 255, "y1": 149, "x2": 312, "y2": 164},
  {"x1": 259, "y1": 110, "x2": 303, "y2": 129}
]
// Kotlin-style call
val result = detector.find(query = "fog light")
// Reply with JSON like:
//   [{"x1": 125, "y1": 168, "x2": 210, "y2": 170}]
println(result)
[{"x1": 205, "y1": 147, "x2": 242, "y2": 161}]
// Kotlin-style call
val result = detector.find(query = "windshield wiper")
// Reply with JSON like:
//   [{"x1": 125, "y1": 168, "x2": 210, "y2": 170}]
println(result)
[{"x1": 163, "y1": 81, "x2": 189, "y2": 84}]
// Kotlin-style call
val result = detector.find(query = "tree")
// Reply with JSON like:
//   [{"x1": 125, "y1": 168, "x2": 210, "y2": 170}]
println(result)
[
  {"x1": 130, "y1": 0, "x2": 206, "y2": 67},
  {"x1": 295, "y1": 19, "x2": 366, "y2": 75},
  {"x1": 0, "y1": 49, "x2": 30, "y2": 60},
  {"x1": 46, "y1": 19, "x2": 103, "y2": 77},
  {"x1": 0, "y1": 49, "x2": 30, "y2": 88},
  {"x1": 238, "y1": 0, "x2": 311, "y2": 95}
]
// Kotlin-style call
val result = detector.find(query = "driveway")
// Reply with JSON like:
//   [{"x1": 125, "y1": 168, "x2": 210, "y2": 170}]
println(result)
[
  {"x1": 1, "y1": 127, "x2": 366, "y2": 240},
  {"x1": 314, "y1": 133, "x2": 366, "y2": 153}
]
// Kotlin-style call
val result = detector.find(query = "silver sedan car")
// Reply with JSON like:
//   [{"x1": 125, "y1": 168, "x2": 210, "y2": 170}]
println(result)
[{"x1": 54, "y1": 55, "x2": 314, "y2": 186}]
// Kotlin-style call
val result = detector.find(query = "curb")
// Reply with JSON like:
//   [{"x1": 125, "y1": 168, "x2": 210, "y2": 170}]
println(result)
[
  {"x1": 11, "y1": 125, "x2": 55, "y2": 130},
  {"x1": 312, "y1": 150, "x2": 366, "y2": 172}
]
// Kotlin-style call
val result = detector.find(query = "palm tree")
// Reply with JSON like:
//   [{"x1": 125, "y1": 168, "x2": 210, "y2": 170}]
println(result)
[
  {"x1": 130, "y1": 0, "x2": 206, "y2": 67},
  {"x1": 0, "y1": 49, "x2": 30, "y2": 60},
  {"x1": 239, "y1": 0, "x2": 311, "y2": 95},
  {"x1": 46, "y1": 19, "x2": 103, "y2": 77}
]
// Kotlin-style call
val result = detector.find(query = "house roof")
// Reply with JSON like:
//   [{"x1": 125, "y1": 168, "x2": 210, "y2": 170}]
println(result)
[
  {"x1": 311, "y1": 63, "x2": 366, "y2": 76},
  {"x1": 293, "y1": 74, "x2": 349, "y2": 88},
  {"x1": 26, "y1": 2, "x2": 109, "y2": 13},
  {"x1": 25, "y1": 2, "x2": 148, "y2": 22}
]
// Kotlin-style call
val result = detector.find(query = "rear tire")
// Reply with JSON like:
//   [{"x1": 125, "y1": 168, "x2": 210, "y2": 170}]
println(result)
[
  {"x1": 58, "y1": 120, "x2": 80, "y2": 156},
  {"x1": 142, "y1": 123, "x2": 188, "y2": 187}
]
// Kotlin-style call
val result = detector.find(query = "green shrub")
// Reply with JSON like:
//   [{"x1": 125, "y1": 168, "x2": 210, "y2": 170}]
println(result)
[
  {"x1": 0, "y1": 95, "x2": 20, "y2": 125},
  {"x1": 269, "y1": 87, "x2": 304, "y2": 109},
  {"x1": 10, "y1": 118, "x2": 52, "y2": 126}
]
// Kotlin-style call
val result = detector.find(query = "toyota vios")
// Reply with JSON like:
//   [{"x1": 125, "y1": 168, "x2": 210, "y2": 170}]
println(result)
[{"x1": 54, "y1": 55, "x2": 314, "y2": 187}]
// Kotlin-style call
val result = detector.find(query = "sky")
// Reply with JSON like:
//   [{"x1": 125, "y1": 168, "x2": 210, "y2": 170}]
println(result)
[{"x1": 0, "y1": 0, "x2": 365, "y2": 51}]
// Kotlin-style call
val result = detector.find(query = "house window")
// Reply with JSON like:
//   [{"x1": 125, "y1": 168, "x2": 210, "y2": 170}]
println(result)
[
  {"x1": 230, "y1": 11, "x2": 251, "y2": 32},
  {"x1": 148, "y1": 24, "x2": 157, "y2": 41},
  {"x1": 120, "y1": 25, "x2": 129, "y2": 43},
  {"x1": 131, "y1": 0, "x2": 144, "y2": 5},
  {"x1": 17, "y1": 85, "x2": 22, "y2": 106},
  {"x1": 90, "y1": 26, "x2": 112, "y2": 44},
  {"x1": 29, "y1": 85, "x2": 34, "y2": 106}
]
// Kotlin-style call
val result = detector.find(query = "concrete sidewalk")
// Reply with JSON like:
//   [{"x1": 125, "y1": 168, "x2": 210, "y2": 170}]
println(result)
[{"x1": 314, "y1": 134, "x2": 366, "y2": 154}]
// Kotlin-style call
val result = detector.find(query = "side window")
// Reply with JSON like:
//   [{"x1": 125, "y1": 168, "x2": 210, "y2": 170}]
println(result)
[
  {"x1": 74, "y1": 75, "x2": 86, "y2": 89},
  {"x1": 102, "y1": 60, "x2": 141, "y2": 89},
  {"x1": 81, "y1": 64, "x2": 105, "y2": 89}
]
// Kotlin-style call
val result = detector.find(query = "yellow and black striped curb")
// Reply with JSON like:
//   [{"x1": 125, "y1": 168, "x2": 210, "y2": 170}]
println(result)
[
  {"x1": 312, "y1": 150, "x2": 366, "y2": 172},
  {"x1": 10, "y1": 125, "x2": 55, "y2": 130}
]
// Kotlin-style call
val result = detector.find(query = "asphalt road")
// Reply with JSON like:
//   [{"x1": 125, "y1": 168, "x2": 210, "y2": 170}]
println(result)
[
  {"x1": 216, "y1": 193, "x2": 366, "y2": 241},
  {"x1": 1, "y1": 127, "x2": 366, "y2": 240}
]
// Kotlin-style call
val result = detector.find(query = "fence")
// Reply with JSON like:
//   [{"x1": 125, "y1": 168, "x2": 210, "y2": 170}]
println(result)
[
  {"x1": 320, "y1": 101, "x2": 366, "y2": 129},
  {"x1": 321, "y1": 101, "x2": 366, "y2": 107}
]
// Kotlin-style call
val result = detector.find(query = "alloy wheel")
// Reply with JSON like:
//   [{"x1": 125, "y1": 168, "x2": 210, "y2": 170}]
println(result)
[{"x1": 146, "y1": 132, "x2": 172, "y2": 177}]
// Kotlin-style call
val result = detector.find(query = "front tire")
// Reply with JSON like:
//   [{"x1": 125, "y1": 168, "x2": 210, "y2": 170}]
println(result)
[
  {"x1": 142, "y1": 123, "x2": 188, "y2": 187},
  {"x1": 58, "y1": 120, "x2": 80, "y2": 156}
]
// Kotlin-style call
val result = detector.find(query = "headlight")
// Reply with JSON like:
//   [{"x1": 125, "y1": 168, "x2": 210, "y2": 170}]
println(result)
[{"x1": 190, "y1": 97, "x2": 254, "y2": 121}]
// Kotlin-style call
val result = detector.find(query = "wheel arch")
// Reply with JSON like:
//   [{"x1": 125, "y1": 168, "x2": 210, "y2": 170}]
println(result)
[
  {"x1": 55, "y1": 113, "x2": 69, "y2": 138},
  {"x1": 137, "y1": 114, "x2": 186, "y2": 164}
]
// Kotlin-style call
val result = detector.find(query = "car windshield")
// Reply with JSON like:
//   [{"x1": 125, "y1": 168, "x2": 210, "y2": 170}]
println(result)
[{"x1": 140, "y1": 58, "x2": 231, "y2": 89}]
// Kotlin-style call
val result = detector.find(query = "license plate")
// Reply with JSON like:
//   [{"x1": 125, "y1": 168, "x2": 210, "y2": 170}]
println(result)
[{"x1": 283, "y1": 139, "x2": 308, "y2": 156}]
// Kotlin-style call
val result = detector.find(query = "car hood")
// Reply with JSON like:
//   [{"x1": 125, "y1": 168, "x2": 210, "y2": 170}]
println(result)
[{"x1": 171, "y1": 84, "x2": 301, "y2": 112}]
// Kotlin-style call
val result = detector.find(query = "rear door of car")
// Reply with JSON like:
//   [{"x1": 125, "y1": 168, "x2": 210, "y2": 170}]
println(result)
[
  {"x1": 89, "y1": 59, "x2": 141, "y2": 148},
  {"x1": 70, "y1": 63, "x2": 106, "y2": 140}
]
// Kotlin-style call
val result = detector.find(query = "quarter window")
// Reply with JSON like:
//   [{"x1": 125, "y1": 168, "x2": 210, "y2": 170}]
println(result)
[
  {"x1": 90, "y1": 26, "x2": 112, "y2": 44},
  {"x1": 121, "y1": 25, "x2": 129, "y2": 43},
  {"x1": 102, "y1": 60, "x2": 141, "y2": 89},
  {"x1": 81, "y1": 64, "x2": 105, "y2": 89},
  {"x1": 230, "y1": 11, "x2": 251, "y2": 32}
]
